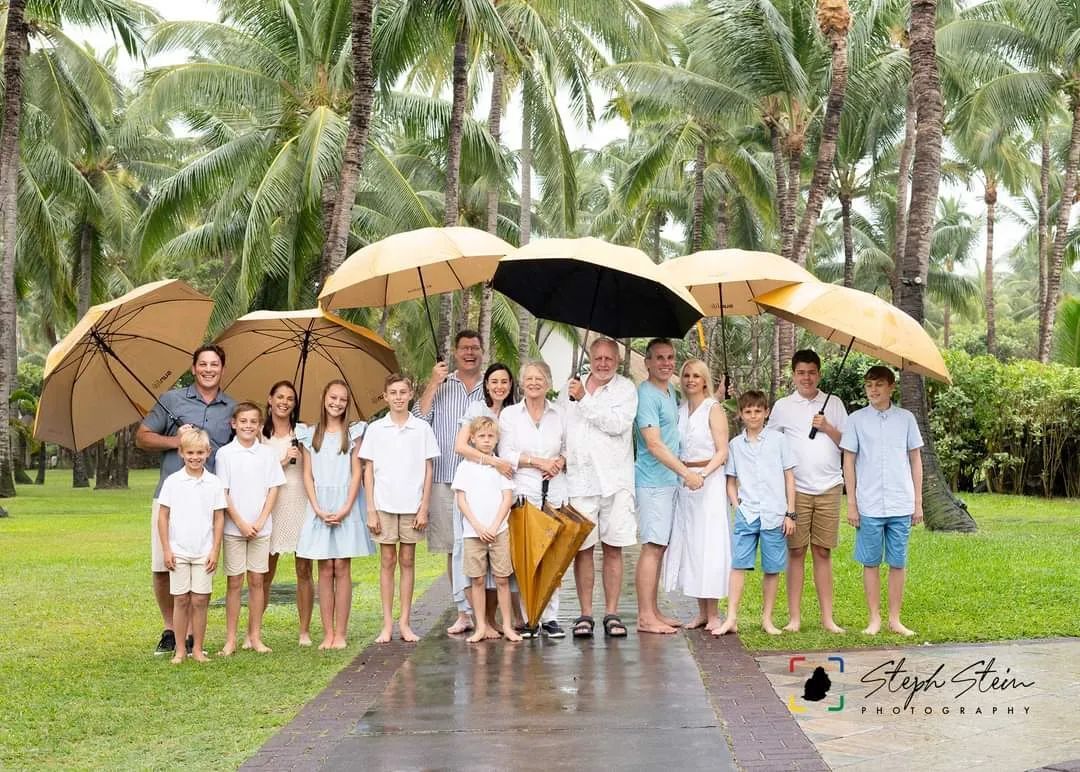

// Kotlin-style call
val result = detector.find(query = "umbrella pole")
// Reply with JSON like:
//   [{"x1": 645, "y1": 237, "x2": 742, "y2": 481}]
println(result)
[
  {"x1": 810, "y1": 337, "x2": 854, "y2": 440},
  {"x1": 573, "y1": 273, "x2": 603, "y2": 376},
  {"x1": 718, "y1": 283, "x2": 731, "y2": 399},
  {"x1": 90, "y1": 329, "x2": 180, "y2": 426},
  {"x1": 417, "y1": 267, "x2": 442, "y2": 361},
  {"x1": 295, "y1": 329, "x2": 313, "y2": 411}
]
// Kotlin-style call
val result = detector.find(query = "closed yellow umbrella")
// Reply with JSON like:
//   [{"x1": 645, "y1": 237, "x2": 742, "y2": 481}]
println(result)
[
  {"x1": 34, "y1": 280, "x2": 213, "y2": 451},
  {"x1": 318, "y1": 226, "x2": 514, "y2": 355},
  {"x1": 508, "y1": 498, "x2": 561, "y2": 627},
  {"x1": 660, "y1": 249, "x2": 819, "y2": 395},
  {"x1": 214, "y1": 308, "x2": 398, "y2": 423},
  {"x1": 530, "y1": 504, "x2": 594, "y2": 626}
]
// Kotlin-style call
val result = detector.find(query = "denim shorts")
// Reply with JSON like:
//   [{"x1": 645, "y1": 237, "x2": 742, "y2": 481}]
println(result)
[
  {"x1": 854, "y1": 515, "x2": 912, "y2": 568},
  {"x1": 636, "y1": 486, "x2": 678, "y2": 546},
  {"x1": 731, "y1": 508, "x2": 787, "y2": 574}
]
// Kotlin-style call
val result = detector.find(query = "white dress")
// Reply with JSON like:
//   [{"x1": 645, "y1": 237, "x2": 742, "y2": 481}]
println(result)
[
  {"x1": 663, "y1": 398, "x2": 731, "y2": 599},
  {"x1": 264, "y1": 426, "x2": 309, "y2": 554}
]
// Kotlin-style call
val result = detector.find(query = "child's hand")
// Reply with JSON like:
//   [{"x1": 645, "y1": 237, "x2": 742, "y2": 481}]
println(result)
[
  {"x1": 367, "y1": 511, "x2": 382, "y2": 536},
  {"x1": 847, "y1": 506, "x2": 860, "y2": 528},
  {"x1": 163, "y1": 549, "x2": 176, "y2": 571},
  {"x1": 912, "y1": 504, "x2": 924, "y2": 526},
  {"x1": 782, "y1": 517, "x2": 795, "y2": 537},
  {"x1": 205, "y1": 550, "x2": 218, "y2": 573},
  {"x1": 238, "y1": 520, "x2": 257, "y2": 539},
  {"x1": 414, "y1": 508, "x2": 428, "y2": 531},
  {"x1": 478, "y1": 526, "x2": 496, "y2": 544}
]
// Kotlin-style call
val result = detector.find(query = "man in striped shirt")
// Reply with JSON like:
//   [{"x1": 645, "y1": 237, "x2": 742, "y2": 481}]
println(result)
[{"x1": 415, "y1": 330, "x2": 485, "y2": 634}]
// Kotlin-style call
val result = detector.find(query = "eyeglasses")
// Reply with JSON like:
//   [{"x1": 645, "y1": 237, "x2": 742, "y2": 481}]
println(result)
[{"x1": 457, "y1": 345, "x2": 483, "y2": 352}]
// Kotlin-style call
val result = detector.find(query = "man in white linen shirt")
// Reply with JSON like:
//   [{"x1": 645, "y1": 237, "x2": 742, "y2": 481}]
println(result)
[
  {"x1": 768, "y1": 349, "x2": 848, "y2": 634},
  {"x1": 561, "y1": 337, "x2": 637, "y2": 639}
]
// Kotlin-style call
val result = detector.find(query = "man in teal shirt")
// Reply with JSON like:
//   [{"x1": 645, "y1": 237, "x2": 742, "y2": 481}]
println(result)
[{"x1": 634, "y1": 338, "x2": 703, "y2": 635}]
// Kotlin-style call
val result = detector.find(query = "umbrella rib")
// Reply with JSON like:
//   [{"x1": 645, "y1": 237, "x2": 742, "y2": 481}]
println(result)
[
  {"x1": 103, "y1": 332, "x2": 205, "y2": 359},
  {"x1": 446, "y1": 261, "x2": 467, "y2": 291},
  {"x1": 307, "y1": 344, "x2": 366, "y2": 418}
]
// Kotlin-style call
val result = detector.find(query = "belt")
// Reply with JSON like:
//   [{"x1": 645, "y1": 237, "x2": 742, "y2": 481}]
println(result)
[{"x1": 683, "y1": 460, "x2": 710, "y2": 468}]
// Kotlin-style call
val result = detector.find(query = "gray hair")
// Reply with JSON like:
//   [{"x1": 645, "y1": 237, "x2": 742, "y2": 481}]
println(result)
[
  {"x1": 589, "y1": 337, "x2": 619, "y2": 356},
  {"x1": 519, "y1": 359, "x2": 552, "y2": 388}
]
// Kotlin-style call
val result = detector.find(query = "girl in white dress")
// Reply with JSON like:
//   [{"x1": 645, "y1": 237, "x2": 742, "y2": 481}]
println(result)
[
  {"x1": 664, "y1": 358, "x2": 731, "y2": 632},
  {"x1": 295, "y1": 380, "x2": 374, "y2": 649},
  {"x1": 261, "y1": 380, "x2": 317, "y2": 646}
]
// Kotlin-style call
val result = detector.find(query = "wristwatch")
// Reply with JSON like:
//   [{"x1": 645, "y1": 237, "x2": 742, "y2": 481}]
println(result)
[{"x1": 785, "y1": 511, "x2": 797, "y2": 521}]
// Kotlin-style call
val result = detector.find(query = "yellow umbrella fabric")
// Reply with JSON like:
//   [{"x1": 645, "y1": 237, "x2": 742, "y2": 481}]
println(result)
[
  {"x1": 508, "y1": 497, "x2": 561, "y2": 626},
  {"x1": 34, "y1": 279, "x2": 213, "y2": 451},
  {"x1": 214, "y1": 308, "x2": 398, "y2": 423},
  {"x1": 659, "y1": 249, "x2": 818, "y2": 316},
  {"x1": 753, "y1": 283, "x2": 951, "y2": 383},
  {"x1": 530, "y1": 504, "x2": 594, "y2": 625}
]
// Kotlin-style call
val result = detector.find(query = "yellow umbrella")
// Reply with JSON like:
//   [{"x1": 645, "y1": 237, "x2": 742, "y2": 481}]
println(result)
[
  {"x1": 34, "y1": 280, "x2": 213, "y2": 451},
  {"x1": 508, "y1": 498, "x2": 561, "y2": 627},
  {"x1": 753, "y1": 282, "x2": 951, "y2": 438},
  {"x1": 318, "y1": 226, "x2": 514, "y2": 355},
  {"x1": 530, "y1": 504, "x2": 594, "y2": 626},
  {"x1": 214, "y1": 308, "x2": 398, "y2": 423},
  {"x1": 660, "y1": 249, "x2": 818, "y2": 395}
]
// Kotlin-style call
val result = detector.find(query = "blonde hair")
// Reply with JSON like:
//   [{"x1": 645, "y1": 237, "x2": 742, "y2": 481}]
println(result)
[
  {"x1": 468, "y1": 415, "x2": 499, "y2": 441},
  {"x1": 313, "y1": 379, "x2": 351, "y2": 454},
  {"x1": 179, "y1": 428, "x2": 211, "y2": 452},
  {"x1": 681, "y1": 358, "x2": 713, "y2": 396}
]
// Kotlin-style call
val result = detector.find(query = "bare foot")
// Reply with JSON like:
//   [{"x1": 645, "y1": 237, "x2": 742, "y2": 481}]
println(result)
[
  {"x1": 466, "y1": 629, "x2": 485, "y2": 643},
  {"x1": 483, "y1": 627, "x2": 501, "y2": 640},
  {"x1": 170, "y1": 654, "x2": 185, "y2": 665},
  {"x1": 192, "y1": 652, "x2": 211, "y2": 663},
  {"x1": 241, "y1": 637, "x2": 252, "y2": 650},
  {"x1": 375, "y1": 627, "x2": 393, "y2": 644},
  {"x1": 298, "y1": 633, "x2": 313, "y2": 647},
  {"x1": 705, "y1": 617, "x2": 722, "y2": 633},
  {"x1": 251, "y1": 641, "x2": 272, "y2": 653},
  {"x1": 399, "y1": 625, "x2": 420, "y2": 643},
  {"x1": 782, "y1": 620, "x2": 800, "y2": 633},
  {"x1": 862, "y1": 619, "x2": 881, "y2": 635},
  {"x1": 446, "y1": 615, "x2": 474, "y2": 635},
  {"x1": 318, "y1": 637, "x2": 334, "y2": 650},
  {"x1": 685, "y1": 615, "x2": 708, "y2": 630},
  {"x1": 330, "y1": 637, "x2": 348, "y2": 650},
  {"x1": 638, "y1": 618, "x2": 678, "y2": 635},
  {"x1": 658, "y1": 613, "x2": 683, "y2": 628},
  {"x1": 823, "y1": 620, "x2": 846, "y2": 634},
  {"x1": 889, "y1": 621, "x2": 916, "y2": 637},
  {"x1": 486, "y1": 617, "x2": 502, "y2": 635},
  {"x1": 219, "y1": 642, "x2": 236, "y2": 657},
  {"x1": 712, "y1": 617, "x2": 738, "y2": 636},
  {"x1": 762, "y1": 621, "x2": 783, "y2": 636},
  {"x1": 504, "y1": 629, "x2": 523, "y2": 643}
]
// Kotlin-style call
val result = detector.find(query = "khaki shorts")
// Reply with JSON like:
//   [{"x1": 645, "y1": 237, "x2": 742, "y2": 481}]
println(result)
[
  {"x1": 571, "y1": 490, "x2": 637, "y2": 550},
  {"x1": 223, "y1": 534, "x2": 271, "y2": 576},
  {"x1": 462, "y1": 531, "x2": 512, "y2": 579},
  {"x1": 373, "y1": 512, "x2": 422, "y2": 545},
  {"x1": 426, "y1": 483, "x2": 455, "y2": 553},
  {"x1": 151, "y1": 500, "x2": 166, "y2": 572},
  {"x1": 786, "y1": 485, "x2": 843, "y2": 550},
  {"x1": 170, "y1": 557, "x2": 214, "y2": 595}
]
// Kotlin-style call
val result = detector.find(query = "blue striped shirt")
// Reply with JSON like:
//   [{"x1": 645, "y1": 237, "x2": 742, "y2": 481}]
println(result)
[{"x1": 413, "y1": 371, "x2": 484, "y2": 483}]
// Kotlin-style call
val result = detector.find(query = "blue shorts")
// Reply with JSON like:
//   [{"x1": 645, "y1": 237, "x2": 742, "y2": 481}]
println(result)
[
  {"x1": 636, "y1": 486, "x2": 678, "y2": 546},
  {"x1": 854, "y1": 515, "x2": 912, "y2": 568},
  {"x1": 731, "y1": 508, "x2": 787, "y2": 574}
]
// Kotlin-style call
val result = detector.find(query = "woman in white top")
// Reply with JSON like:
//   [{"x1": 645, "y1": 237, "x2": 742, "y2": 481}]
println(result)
[
  {"x1": 261, "y1": 380, "x2": 316, "y2": 646},
  {"x1": 498, "y1": 360, "x2": 567, "y2": 637},
  {"x1": 663, "y1": 358, "x2": 731, "y2": 632}
]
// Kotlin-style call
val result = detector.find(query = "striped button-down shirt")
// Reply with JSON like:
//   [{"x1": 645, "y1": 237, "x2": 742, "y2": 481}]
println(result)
[{"x1": 413, "y1": 371, "x2": 484, "y2": 484}]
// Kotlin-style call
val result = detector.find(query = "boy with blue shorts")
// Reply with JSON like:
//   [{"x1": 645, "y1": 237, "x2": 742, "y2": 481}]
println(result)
[
  {"x1": 714, "y1": 391, "x2": 796, "y2": 637},
  {"x1": 841, "y1": 366, "x2": 923, "y2": 637}
]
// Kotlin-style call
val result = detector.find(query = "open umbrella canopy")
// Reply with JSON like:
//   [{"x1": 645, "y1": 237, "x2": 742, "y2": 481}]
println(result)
[
  {"x1": 753, "y1": 283, "x2": 951, "y2": 384},
  {"x1": 492, "y1": 237, "x2": 704, "y2": 339},
  {"x1": 214, "y1": 309, "x2": 398, "y2": 423},
  {"x1": 34, "y1": 280, "x2": 213, "y2": 451},
  {"x1": 659, "y1": 249, "x2": 818, "y2": 316}
]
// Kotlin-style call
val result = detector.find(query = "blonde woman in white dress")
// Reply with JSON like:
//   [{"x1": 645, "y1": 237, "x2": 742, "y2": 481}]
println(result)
[
  {"x1": 663, "y1": 359, "x2": 731, "y2": 632},
  {"x1": 261, "y1": 380, "x2": 316, "y2": 646}
]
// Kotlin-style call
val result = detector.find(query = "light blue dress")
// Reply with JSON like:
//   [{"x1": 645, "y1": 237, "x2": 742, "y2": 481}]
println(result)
[{"x1": 295, "y1": 422, "x2": 375, "y2": 559}]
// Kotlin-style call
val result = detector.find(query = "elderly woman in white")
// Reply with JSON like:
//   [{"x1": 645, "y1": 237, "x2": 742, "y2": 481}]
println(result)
[{"x1": 498, "y1": 359, "x2": 568, "y2": 638}]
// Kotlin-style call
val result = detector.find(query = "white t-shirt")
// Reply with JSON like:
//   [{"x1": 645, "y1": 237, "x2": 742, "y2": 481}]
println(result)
[
  {"x1": 451, "y1": 459, "x2": 515, "y2": 537},
  {"x1": 358, "y1": 413, "x2": 441, "y2": 513},
  {"x1": 215, "y1": 439, "x2": 287, "y2": 537},
  {"x1": 768, "y1": 390, "x2": 848, "y2": 495},
  {"x1": 158, "y1": 468, "x2": 227, "y2": 559}
]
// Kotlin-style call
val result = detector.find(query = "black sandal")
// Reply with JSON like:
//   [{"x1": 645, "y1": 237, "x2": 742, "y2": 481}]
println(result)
[
  {"x1": 603, "y1": 614, "x2": 628, "y2": 638},
  {"x1": 572, "y1": 615, "x2": 595, "y2": 638}
]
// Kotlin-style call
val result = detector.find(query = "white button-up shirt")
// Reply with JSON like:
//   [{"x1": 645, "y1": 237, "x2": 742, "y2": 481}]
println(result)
[
  {"x1": 768, "y1": 390, "x2": 848, "y2": 495},
  {"x1": 359, "y1": 413, "x2": 441, "y2": 513},
  {"x1": 498, "y1": 400, "x2": 567, "y2": 506},
  {"x1": 840, "y1": 404, "x2": 923, "y2": 518},
  {"x1": 559, "y1": 373, "x2": 637, "y2": 498},
  {"x1": 215, "y1": 439, "x2": 287, "y2": 537}
]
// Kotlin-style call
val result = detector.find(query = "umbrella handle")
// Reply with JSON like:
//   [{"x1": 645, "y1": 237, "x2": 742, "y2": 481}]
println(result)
[
  {"x1": 809, "y1": 338, "x2": 854, "y2": 440},
  {"x1": 541, "y1": 478, "x2": 549, "y2": 509}
]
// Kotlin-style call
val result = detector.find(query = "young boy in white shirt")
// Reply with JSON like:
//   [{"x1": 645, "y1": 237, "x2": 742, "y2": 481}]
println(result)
[
  {"x1": 215, "y1": 402, "x2": 286, "y2": 655},
  {"x1": 452, "y1": 416, "x2": 521, "y2": 643},
  {"x1": 361, "y1": 374, "x2": 440, "y2": 644},
  {"x1": 156, "y1": 429, "x2": 226, "y2": 664}
]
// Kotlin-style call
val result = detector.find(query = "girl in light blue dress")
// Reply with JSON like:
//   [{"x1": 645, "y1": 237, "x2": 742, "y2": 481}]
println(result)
[{"x1": 296, "y1": 380, "x2": 374, "y2": 649}]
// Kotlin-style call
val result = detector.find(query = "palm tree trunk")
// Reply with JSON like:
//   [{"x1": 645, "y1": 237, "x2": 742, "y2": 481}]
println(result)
[
  {"x1": 622, "y1": 338, "x2": 632, "y2": 376},
  {"x1": 714, "y1": 187, "x2": 728, "y2": 249},
  {"x1": 0, "y1": 0, "x2": 29, "y2": 498},
  {"x1": 900, "y1": 0, "x2": 975, "y2": 532},
  {"x1": 516, "y1": 93, "x2": 533, "y2": 367},
  {"x1": 892, "y1": 82, "x2": 916, "y2": 304},
  {"x1": 1037, "y1": 124, "x2": 1050, "y2": 314},
  {"x1": 319, "y1": 0, "x2": 375, "y2": 285},
  {"x1": 72, "y1": 220, "x2": 96, "y2": 489},
  {"x1": 1039, "y1": 97, "x2": 1080, "y2": 363},
  {"x1": 983, "y1": 178, "x2": 996, "y2": 355},
  {"x1": 943, "y1": 256, "x2": 953, "y2": 348},
  {"x1": 439, "y1": 20, "x2": 469, "y2": 357},
  {"x1": 35, "y1": 442, "x2": 47, "y2": 485},
  {"x1": 841, "y1": 193, "x2": 855, "y2": 287},
  {"x1": 792, "y1": 0, "x2": 851, "y2": 266},
  {"x1": 13, "y1": 430, "x2": 31, "y2": 485},
  {"x1": 690, "y1": 141, "x2": 706, "y2": 253},
  {"x1": 479, "y1": 53, "x2": 505, "y2": 365}
]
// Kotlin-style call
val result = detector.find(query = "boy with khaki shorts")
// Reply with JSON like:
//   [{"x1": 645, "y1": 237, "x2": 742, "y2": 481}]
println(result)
[
  {"x1": 361, "y1": 374, "x2": 441, "y2": 644},
  {"x1": 156, "y1": 430, "x2": 226, "y2": 664},
  {"x1": 215, "y1": 402, "x2": 286, "y2": 655},
  {"x1": 452, "y1": 417, "x2": 521, "y2": 644}
]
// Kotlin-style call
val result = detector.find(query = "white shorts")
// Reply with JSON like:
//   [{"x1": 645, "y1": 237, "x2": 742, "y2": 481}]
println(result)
[
  {"x1": 170, "y1": 558, "x2": 214, "y2": 595},
  {"x1": 223, "y1": 534, "x2": 271, "y2": 576},
  {"x1": 571, "y1": 490, "x2": 637, "y2": 550},
  {"x1": 151, "y1": 500, "x2": 166, "y2": 573}
]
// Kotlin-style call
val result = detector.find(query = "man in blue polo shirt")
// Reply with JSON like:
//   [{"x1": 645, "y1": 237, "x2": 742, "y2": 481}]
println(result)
[{"x1": 136, "y1": 344, "x2": 236, "y2": 655}]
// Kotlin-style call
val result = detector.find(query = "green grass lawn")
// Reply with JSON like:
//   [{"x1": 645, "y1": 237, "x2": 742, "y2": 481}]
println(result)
[
  {"x1": 0, "y1": 469, "x2": 444, "y2": 770},
  {"x1": 734, "y1": 494, "x2": 1080, "y2": 652}
]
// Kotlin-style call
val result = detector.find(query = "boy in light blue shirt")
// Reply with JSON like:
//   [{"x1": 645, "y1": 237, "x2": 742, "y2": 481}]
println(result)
[
  {"x1": 714, "y1": 391, "x2": 796, "y2": 637},
  {"x1": 840, "y1": 365, "x2": 924, "y2": 637}
]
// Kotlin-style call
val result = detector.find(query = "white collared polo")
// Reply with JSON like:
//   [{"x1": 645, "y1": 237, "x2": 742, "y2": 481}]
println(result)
[
  {"x1": 768, "y1": 390, "x2": 848, "y2": 494},
  {"x1": 359, "y1": 413, "x2": 441, "y2": 513},
  {"x1": 157, "y1": 468, "x2": 227, "y2": 559},
  {"x1": 215, "y1": 439, "x2": 287, "y2": 537}
]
